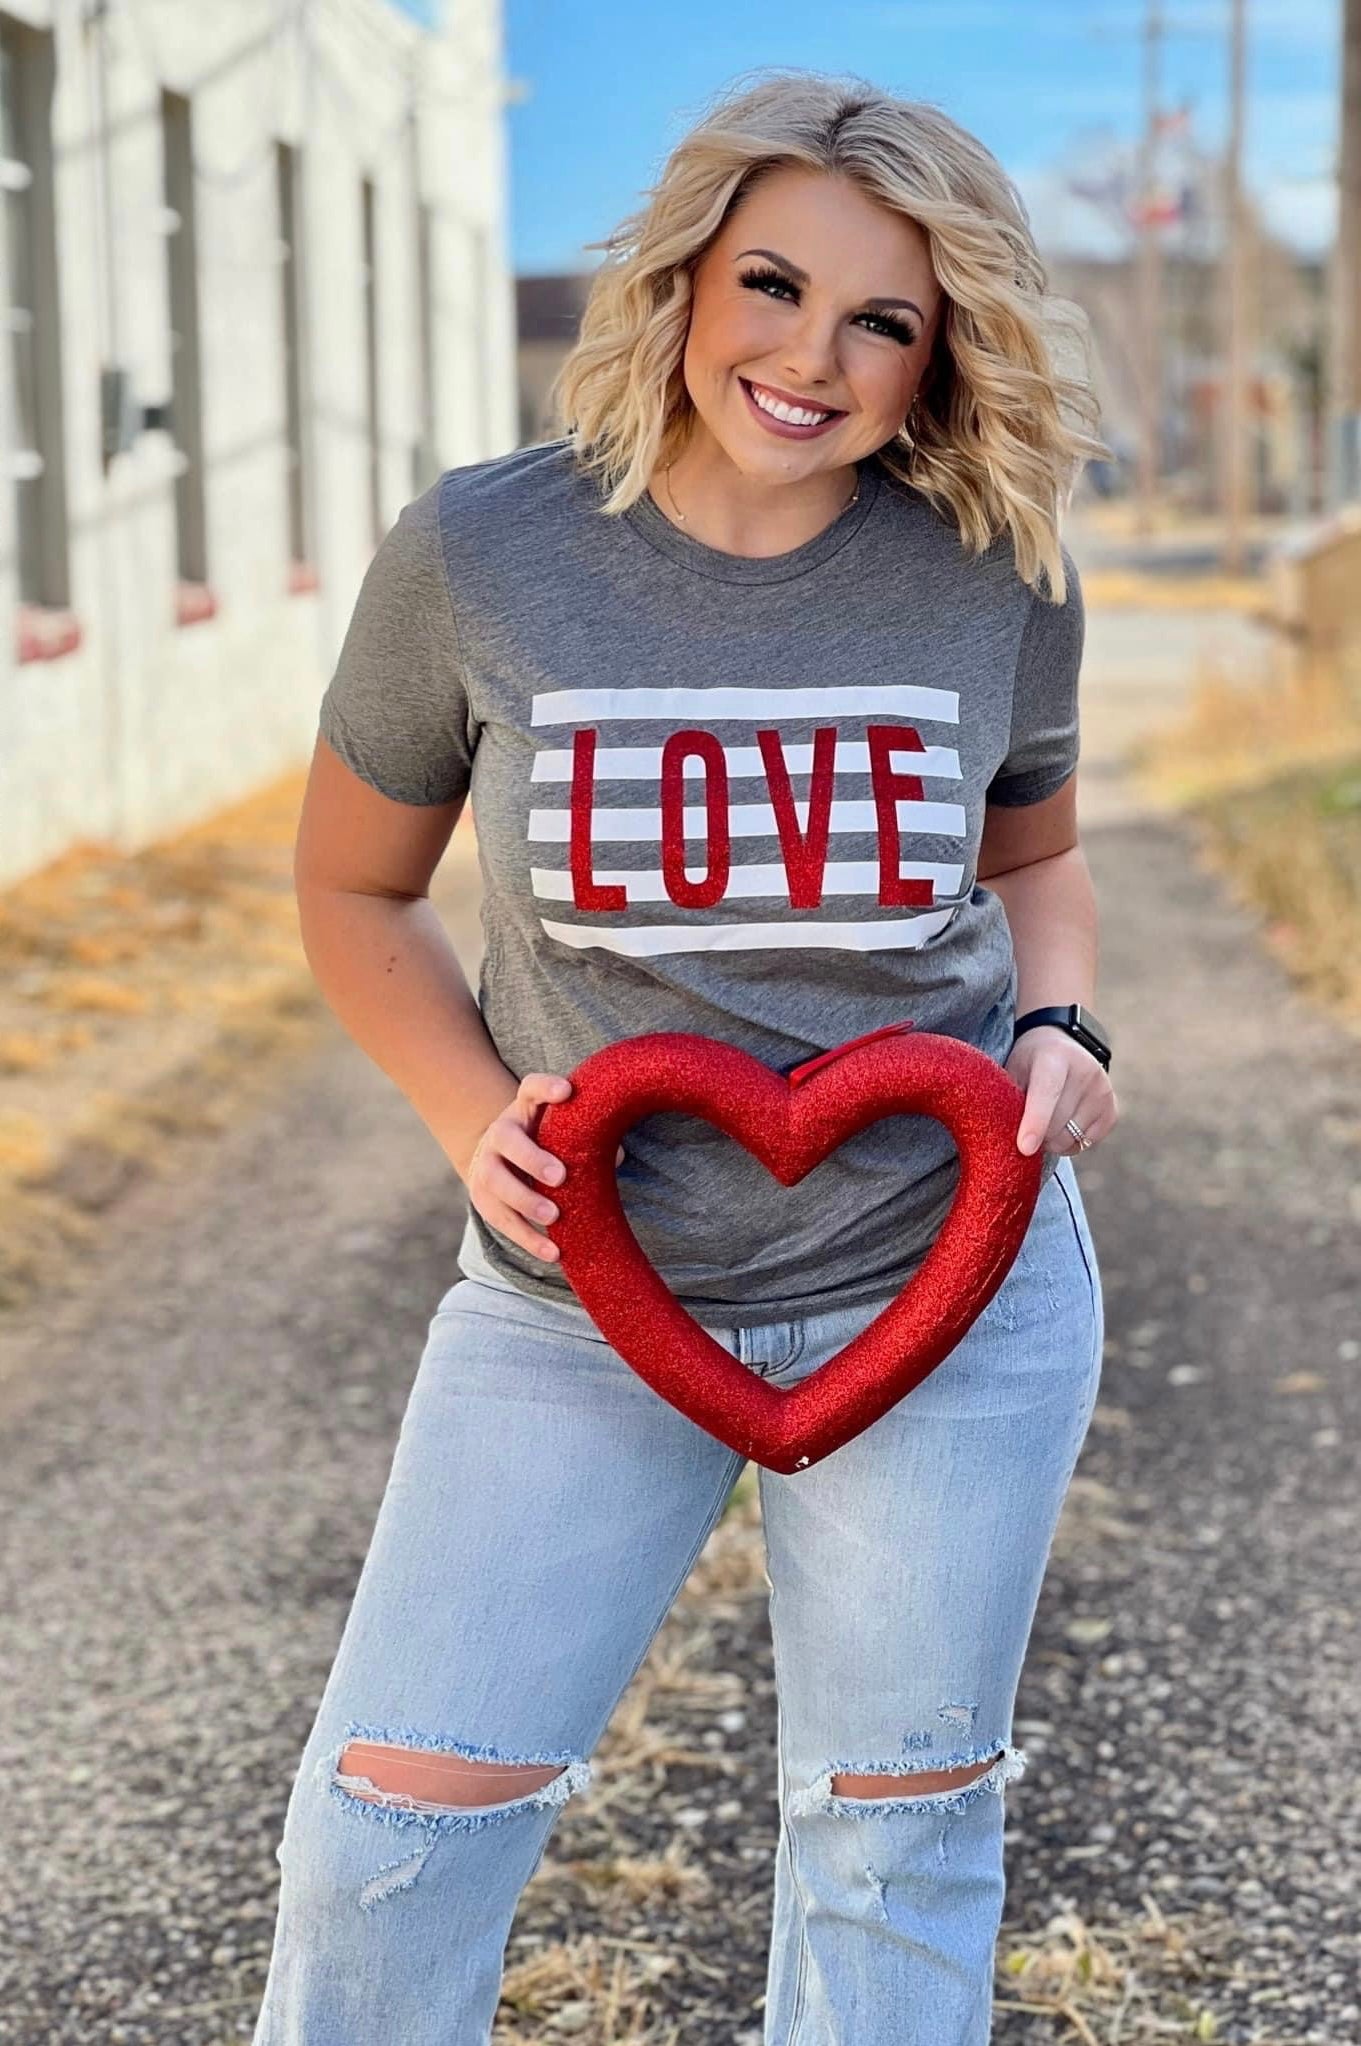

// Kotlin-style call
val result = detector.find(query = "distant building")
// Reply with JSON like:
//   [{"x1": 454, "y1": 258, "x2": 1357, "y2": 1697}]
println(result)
[
  {"x1": 515, "y1": 271, "x2": 593, "y2": 446},
  {"x1": 0, "y1": 0, "x2": 516, "y2": 886},
  {"x1": 1051, "y1": 246, "x2": 1329, "y2": 520}
]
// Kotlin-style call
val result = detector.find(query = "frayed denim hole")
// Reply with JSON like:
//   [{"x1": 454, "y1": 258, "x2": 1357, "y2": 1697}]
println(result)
[
  {"x1": 326, "y1": 1759, "x2": 591, "y2": 1837},
  {"x1": 318, "y1": 1728, "x2": 592, "y2": 1839},
  {"x1": 338, "y1": 1720, "x2": 583, "y2": 1768},
  {"x1": 358, "y1": 1835, "x2": 438, "y2": 1911},
  {"x1": 788, "y1": 1745, "x2": 1028, "y2": 1822},
  {"x1": 936, "y1": 1701, "x2": 979, "y2": 1732}
]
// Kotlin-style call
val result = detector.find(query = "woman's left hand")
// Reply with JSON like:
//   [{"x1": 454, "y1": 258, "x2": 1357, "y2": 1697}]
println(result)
[{"x1": 1004, "y1": 1025, "x2": 1119, "y2": 1157}]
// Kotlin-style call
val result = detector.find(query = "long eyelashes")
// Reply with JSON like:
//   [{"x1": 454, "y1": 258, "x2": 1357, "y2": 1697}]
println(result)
[{"x1": 737, "y1": 263, "x2": 918, "y2": 346}]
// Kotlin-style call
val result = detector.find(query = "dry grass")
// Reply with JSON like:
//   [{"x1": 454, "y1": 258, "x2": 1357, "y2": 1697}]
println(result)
[
  {"x1": 0, "y1": 777, "x2": 487, "y2": 1317},
  {"x1": 1081, "y1": 568, "x2": 1273, "y2": 619},
  {"x1": 1076, "y1": 500, "x2": 1285, "y2": 620},
  {"x1": 1134, "y1": 636, "x2": 1361, "y2": 1030},
  {"x1": 996, "y1": 1895, "x2": 1292, "y2": 2043},
  {"x1": 0, "y1": 776, "x2": 329, "y2": 1310},
  {"x1": 1135, "y1": 634, "x2": 1361, "y2": 805},
  {"x1": 496, "y1": 1934, "x2": 685, "y2": 2046}
]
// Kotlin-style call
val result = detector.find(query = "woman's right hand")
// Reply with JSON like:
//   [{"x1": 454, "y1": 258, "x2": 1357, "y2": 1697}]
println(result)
[{"x1": 464, "y1": 1071, "x2": 624, "y2": 1264}]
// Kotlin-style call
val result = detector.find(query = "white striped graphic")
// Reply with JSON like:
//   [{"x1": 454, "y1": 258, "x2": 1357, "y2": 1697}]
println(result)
[
  {"x1": 530, "y1": 860, "x2": 966, "y2": 904},
  {"x1": 526, "y1": 688, "x2": 971, "y2": 956},
  {"x1": 529, "y1": 798, "x2": 967, "y2": 843},
  {"x1": 538, "y1": 907, "x2": 960, "y2": 956},
  {"x1": 530, "y1": 738, "x2": 962, "y2": 783},
  {"x1": 530, "y1": 684, "x2": 959, "y2": 727}
]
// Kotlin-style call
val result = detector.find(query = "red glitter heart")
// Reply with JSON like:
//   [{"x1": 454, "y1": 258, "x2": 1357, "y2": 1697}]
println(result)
[{"x1": 537, "y1": 1026, "x2": 1043, "y2": 1474}]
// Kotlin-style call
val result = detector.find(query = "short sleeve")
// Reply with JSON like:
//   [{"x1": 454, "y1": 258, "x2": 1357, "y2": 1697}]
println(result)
[
  {"x1": 317, "y1": 479, "x2": 477, "y2": 806},
  {"x1": 986, "y1": 543, "x2": 1084, "y2": 807}
]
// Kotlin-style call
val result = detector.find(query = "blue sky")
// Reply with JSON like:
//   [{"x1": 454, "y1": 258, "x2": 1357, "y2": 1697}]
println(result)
[{"x1": 502, "y1": 0, "x2": 1341, "y2": 274}]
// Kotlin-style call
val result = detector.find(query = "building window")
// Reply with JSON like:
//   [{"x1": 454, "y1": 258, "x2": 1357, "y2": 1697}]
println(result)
[
  {"x1": 360, "y1": 173, "x2": 380, "y2": 544},
  {"x1": 161, "y1": 88, "x2": 209, "y2": 596},
  {"x1": 275, "y1": 139, "x2": 315, "y2": 587},
  {"x1": 412, "y1": 197, "x2": 437, "y2": 494},
  {"x1": 2, "y1": 12, "x2": 71, "y2": 617}
]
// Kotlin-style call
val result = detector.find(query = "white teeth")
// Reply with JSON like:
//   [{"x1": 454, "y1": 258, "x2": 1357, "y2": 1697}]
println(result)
[{"x1": 747, "y1": 382, "x2": 835, "y2": 427}]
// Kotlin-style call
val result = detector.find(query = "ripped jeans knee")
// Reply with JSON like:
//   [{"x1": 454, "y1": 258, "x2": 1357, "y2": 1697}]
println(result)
[
  {"x1": 784, "y1": 1740, "x2": 1027, "y2": 1926},
  {"x1": 299, "y1": 1720, "x2": 592, "y2": 1912},
  {"x1": 789, "y1": 1742, "x2": 1027, "y2": 1821}
]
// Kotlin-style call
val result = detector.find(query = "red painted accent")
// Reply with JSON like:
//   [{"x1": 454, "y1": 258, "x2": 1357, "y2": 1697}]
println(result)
[
  {"x1": 174, "y1": 581, "x2": 219, "y2": 627},
  {"x1": 867, "y1": 723, "x2": 934, "y2": 907},
  {"x1": 758, "y1": 726, "x2": 838, "y2": 909},
  {"x1": 16, "y1": 604, "x2": 83, "y2": 663},
  {"x1": 660, "y1": 729, "x2": 730, "y2": 910},
  {"x1": 787, "y1": 1020, "x2": 916, "y2": 1088},
  {"x1": 569, "y1": 729, "x2": 627, "y2": 910}
]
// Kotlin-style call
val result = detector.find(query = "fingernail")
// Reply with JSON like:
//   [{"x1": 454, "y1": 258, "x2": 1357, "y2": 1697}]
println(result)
[
  {"x1": 544, "y1": 1162, "x2": 564, "y2": 1185},
  {"x1": 1018, "y1": 1134, "x2": 1037, "y2": 1154},
  {"x1": 537, "y1": 1201, "x2": 557, "y2": 1222}
]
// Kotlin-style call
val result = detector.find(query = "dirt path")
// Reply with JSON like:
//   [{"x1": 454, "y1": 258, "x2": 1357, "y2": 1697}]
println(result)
[{"x1": 0, "y1": 557, "x2": 1356, "y2": 2044}]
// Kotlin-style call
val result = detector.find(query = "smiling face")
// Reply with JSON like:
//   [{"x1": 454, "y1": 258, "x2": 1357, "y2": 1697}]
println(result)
[{"x1": 678, "y1": 165, "x2": 944, "y2": 485}]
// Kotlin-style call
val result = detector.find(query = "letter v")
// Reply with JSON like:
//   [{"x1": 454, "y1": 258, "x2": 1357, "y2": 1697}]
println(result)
[{"x1": 757, "y1": 727, "x2": 838, "y2": 909}]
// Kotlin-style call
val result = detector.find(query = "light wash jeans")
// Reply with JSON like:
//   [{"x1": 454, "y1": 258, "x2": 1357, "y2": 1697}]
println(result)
[{"x1": 251, "y1": 1154, "x2": 1103, "y2": 2045}]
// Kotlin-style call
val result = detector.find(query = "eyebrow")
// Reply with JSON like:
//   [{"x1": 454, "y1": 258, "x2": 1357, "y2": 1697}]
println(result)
[{"x1": 734, "y1": 248, "x2": 924, "y2": 322}]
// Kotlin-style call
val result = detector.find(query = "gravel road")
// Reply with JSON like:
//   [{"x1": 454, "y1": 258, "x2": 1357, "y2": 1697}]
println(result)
[{"x1": 1, "y1": 613, "x2": 1357, "y2": 2044}]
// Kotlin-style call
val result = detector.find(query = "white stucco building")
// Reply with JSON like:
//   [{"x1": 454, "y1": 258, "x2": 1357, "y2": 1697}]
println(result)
[{"x1": 0, "y1": 0, "x2": 517, "y2": 885}]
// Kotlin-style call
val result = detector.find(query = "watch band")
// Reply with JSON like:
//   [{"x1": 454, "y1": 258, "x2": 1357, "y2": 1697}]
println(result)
[{"x1": 1011, "y1": 1002, "x2": 1112, "y2": 1071}]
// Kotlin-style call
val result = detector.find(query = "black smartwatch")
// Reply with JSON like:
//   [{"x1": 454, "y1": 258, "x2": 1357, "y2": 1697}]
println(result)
[{"x1": 1010, "y1": 1002, "x2": 1112, "y2": 1071}]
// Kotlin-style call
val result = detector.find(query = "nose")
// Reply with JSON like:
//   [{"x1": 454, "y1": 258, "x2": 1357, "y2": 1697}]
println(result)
[{"x1": 779, "y1": 306, "x2": 843, "y2": 387}]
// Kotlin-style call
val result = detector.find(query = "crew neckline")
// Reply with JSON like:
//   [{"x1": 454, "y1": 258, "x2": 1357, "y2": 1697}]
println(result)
[{"x1": 621, "y1": 454, "x2": 883, "y2": 584}]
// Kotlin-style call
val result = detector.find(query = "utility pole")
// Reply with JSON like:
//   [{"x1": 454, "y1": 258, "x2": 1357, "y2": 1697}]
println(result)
[
  {"x1": 1334, "y1": 0, "x2": 1361, "y2": 506},
  {"x1": 1220, "y1": 0, "x2": 1251, "y2": 571},
  {"x1": 1134, "y1": 0, "x2": 1164, "y2": 537}
]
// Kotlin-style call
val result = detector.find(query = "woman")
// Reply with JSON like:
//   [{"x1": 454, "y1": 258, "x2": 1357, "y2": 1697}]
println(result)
[{"x1": 253, "y1": 68, "x2": 1118, "y2": 2046}]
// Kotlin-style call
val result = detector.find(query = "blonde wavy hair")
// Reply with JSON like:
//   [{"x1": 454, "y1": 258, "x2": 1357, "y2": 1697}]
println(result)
[{"x1": 551, "y1": 69, "x2": 1111, "y2": 603}]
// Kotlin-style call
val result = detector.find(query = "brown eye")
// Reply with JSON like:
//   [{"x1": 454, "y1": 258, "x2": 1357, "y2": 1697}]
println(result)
[
  {"x1": 859, "y1": 311, "x2": 917, "y2": 345},
  {"x1": 739, "y1": 264, "x2": 797, "y2": 301}
]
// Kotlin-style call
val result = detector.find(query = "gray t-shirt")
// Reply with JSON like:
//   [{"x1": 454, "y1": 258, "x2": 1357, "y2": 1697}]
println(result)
[{"x1": 318, "y1": 436, "x2": 1084, "y2": 1328}]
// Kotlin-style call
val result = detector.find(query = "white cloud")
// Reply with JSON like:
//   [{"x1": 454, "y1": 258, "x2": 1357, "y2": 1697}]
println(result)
[
  {"x1": 1011, "y1": 163, "x2": 1130, "y2": 260},
  {"x1": 1012, "y1": 157, "x2": 1335, "y2": 261},
  {"x1": 1256, "y1": 175, "x2": 1336, "y2": 257}
]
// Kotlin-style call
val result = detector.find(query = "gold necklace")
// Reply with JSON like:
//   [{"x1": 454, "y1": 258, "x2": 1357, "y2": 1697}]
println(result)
[{"x1": 662, "y1": 463, "x2": 860, "y2": 527}]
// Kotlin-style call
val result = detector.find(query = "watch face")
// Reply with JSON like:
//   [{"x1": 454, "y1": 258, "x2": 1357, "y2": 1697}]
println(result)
[
  {"x1": 1072, "y1": 1006, "x2": 1111, "y2": 1063},
  {"x1": 1074, "y1": 1003, "x2": 1105, "y2": 1042}
]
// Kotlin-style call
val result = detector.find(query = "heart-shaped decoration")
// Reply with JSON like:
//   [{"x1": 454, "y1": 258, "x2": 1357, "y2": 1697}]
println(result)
[{"x1": 536, "y1": 1025, "x2": 1043, "y2": 1474}]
